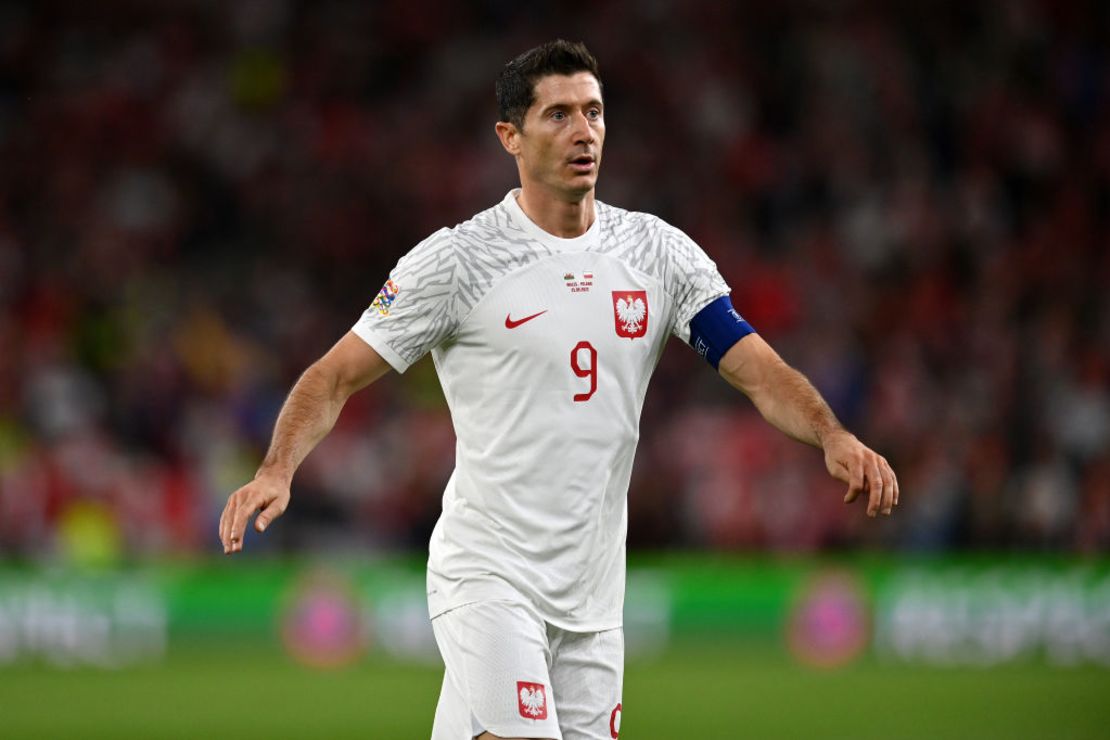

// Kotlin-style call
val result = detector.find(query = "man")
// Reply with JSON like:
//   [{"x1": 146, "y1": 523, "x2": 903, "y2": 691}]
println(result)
[{"x1": 219, "y1": 40, "x2": 898, "y2": 740}]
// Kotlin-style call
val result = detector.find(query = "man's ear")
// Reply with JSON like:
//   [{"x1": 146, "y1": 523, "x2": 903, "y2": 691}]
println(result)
[{"x1": 495, "y1": 120, "x2": 522, "y2": 156}]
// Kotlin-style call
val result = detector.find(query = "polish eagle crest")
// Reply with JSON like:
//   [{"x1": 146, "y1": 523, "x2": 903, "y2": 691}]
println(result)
[
  {"x1": 519, "y1": 684, "x2": 546, "y2": 717},
  {"x1": 617, "y1": 296, "x2": 646, "y2": 333},
  {"x1": 612, "y1": 290, "x2": 649, "y2": 339}
]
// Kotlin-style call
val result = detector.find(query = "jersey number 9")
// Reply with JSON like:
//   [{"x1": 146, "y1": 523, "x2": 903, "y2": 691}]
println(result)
[{"x1": 570, "y1": 341, "x2": 598, "y2": 402}]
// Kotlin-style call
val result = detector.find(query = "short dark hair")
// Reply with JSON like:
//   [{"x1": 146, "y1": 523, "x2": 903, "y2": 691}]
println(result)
[{"x1": 496, "y1": 40, "x2": 602, "y2": 130}]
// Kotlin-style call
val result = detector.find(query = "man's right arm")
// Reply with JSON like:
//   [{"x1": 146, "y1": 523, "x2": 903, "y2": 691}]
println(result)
[{"x1": 218, "y1": 331, "x2": 392, "y2": 554}]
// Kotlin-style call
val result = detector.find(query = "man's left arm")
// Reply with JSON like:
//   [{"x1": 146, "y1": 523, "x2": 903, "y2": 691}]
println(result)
[{"x1": 717, "y1": 333, "x2": 899, "y2": 517}]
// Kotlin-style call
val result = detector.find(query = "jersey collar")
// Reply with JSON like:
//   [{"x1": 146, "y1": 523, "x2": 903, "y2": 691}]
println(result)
[{"x1": 502, "y1": 189, "x2": 601, "y2": 252}]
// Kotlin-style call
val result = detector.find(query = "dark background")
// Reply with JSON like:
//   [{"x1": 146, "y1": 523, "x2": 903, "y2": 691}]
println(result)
[{"x1": 1, "y1": 0, "x2": 1107, "y2": 562}]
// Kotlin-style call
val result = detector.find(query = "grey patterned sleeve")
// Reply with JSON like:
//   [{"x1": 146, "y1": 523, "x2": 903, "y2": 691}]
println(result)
[
  {"x1": 661, "y1": 223, "x2": 731, "y2": 344},
  {"x1": 351, "y1": 228, "x2": 459, "y2": 373}
]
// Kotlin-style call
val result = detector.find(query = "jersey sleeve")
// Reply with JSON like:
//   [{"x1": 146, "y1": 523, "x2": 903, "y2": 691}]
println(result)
[
  {"x1": 351, "y1": 228, "x2": 459, "y2": 373},
  {"x1": 660, "y1": 223, "x2": 732, "y2": 345}
]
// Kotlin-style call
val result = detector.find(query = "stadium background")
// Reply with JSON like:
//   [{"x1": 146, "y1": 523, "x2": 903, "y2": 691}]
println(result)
[{"x1": 1, "y1": 0, "x2": 1108, "y2": 737}]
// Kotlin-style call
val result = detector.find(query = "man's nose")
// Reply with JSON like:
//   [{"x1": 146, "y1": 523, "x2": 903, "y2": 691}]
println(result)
[{"x1": 571, "y1": 111, "x2": 595, "y2": 143}]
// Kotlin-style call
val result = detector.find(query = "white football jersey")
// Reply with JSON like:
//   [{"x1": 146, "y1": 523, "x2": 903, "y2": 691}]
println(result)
[{"x1": 352, "y1": 190, "x2": 729, "y2": 630}]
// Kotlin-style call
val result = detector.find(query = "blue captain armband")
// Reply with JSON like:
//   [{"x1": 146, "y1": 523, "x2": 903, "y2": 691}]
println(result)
[{"x1": 689, "y1": 295, "x2": 756, "y2": 369}]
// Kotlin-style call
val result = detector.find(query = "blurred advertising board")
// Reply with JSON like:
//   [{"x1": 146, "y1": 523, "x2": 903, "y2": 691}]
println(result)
[{"x1": 0, "y1": 557, "x2": 1107, "y2": 669}]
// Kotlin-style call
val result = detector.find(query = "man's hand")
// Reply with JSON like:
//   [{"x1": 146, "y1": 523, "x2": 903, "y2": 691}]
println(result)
[
  {"x1": 717, "y1": 335, "x2": 900, "y2": 518},
  {"x1": 215, "y1": 334, "x2": 392, "y2": 555},
  {"x1": 822, "y1": 429, "x2": 899, "y2": 517},
  {"x1": 219, "y1": 474, "x2": 290, "y2": 554}
]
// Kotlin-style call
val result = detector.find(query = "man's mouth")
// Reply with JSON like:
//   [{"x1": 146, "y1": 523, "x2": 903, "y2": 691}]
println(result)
[{"x1": 568, "y1": 154, "x2": 596, "y2": 173}]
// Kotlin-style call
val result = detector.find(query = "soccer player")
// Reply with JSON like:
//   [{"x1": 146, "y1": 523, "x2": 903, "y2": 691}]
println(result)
[{"x1": 219, "y1": 40, "x2": 898, "y2": 740}]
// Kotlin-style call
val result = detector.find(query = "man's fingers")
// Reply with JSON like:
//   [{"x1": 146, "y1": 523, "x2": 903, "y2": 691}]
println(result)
[
  {"x1": 255, "y1": 499, "x2": 287, "y2": 533},
  {"x1": 220, "y1": 487, "x2": 260, "y2": 554},
  {"x1": 882, "y1": 455, "x2": 899, "y2": 508},
  {"x1": 219, "y1": 498, "x2": 235, "y2": 553},
  {"x1": 219, "y1": 480, "x2": 289, "y2": 554},
  {"x1": 860, "y1": 456, "x2": 899, "y2": 516},
  {"x1": 867, "y1": 463, "x2": 883, "y2": 517},
  {"x1": 879, "y1": 457, "x2": 896, "y2": 515},
  {"x1": 830, "y1": 436, "x2": 899, "y2": 519},
  {"x1": 229, "y1": 496, "x2": 262, "y2": 552},
  {"x1": 842, "y1": 458, "x2": 865, "y2": 505}
]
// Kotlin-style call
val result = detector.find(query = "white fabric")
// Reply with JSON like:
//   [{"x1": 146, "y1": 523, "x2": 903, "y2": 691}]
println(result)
[
  {"x1": 353, "y1": 190, "x2": 730, "y2": 631},
  {"x1": 430, "y1": 599, "x2": 623, "y2": 740}
]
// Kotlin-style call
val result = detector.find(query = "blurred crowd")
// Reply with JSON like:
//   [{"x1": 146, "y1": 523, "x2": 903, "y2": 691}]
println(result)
[{"x1": 1, "y1": 0, "x2": 1107, "y2": 563}]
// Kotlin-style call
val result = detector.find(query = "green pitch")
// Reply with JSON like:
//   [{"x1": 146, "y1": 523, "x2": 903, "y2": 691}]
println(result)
[{"x1": 1, "y1": 641, "x2": 1107, "y2": 739}]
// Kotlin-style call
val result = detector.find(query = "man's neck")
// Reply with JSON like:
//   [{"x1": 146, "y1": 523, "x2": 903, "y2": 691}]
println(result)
[{"x1": 516, "y1": 185, "x2": 595, "y2": 238}]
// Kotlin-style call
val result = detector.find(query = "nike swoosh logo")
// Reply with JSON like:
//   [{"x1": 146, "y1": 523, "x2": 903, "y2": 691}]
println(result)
[{"x1": 505, "y1": 310, "x2": 548, "y2": 329}]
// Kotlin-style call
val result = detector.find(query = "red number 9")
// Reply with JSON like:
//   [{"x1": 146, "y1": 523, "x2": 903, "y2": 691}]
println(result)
[{"x1": 570, "y1": 341, "x2": 597, "y2": 402}]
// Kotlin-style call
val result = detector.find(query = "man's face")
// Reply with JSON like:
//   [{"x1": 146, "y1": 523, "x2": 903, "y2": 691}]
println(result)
[{"x1": 513, "y1": 72, "x2": 605, "y2": 198}]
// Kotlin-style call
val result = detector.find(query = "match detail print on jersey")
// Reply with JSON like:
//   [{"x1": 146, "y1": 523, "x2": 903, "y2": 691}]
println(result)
[
  {"x1": 612, "y1": 290, "x2": 648, "y2": 339},
  {"x1": 517, "y1": 681, "x2": 548, "y2": 720},
  {"x1": 564, "y1": 271, "x2": 595, "y2": 293},
  {"x1": 505, "y1": 310, "x2": 548, "y2": 329}
]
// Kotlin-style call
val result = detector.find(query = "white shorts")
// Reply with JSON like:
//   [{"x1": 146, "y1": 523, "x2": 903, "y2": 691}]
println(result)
[{"x1": 430, "y1": 599, "x2": 624, "y2": 740}]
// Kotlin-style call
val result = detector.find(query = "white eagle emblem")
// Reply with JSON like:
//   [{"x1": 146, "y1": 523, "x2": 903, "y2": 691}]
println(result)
[
  {"x1": 616, "y1": 295, "x2": 646, "y2": 334},
  {"x1": 519, "y1": 685, "x2": 546, "y2": 717}
]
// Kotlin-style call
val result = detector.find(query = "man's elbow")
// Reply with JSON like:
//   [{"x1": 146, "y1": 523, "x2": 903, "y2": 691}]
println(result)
[
  {"x1": 297, "y1": 360, "x2": 350, "y2": 406},
  {"x1": 718, "y1": 334, "x2": 778, "y2": 398}
]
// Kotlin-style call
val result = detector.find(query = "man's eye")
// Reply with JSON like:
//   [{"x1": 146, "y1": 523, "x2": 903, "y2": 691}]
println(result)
[
  {"x1": 551, "y1": 111, "x2": 565, "y2": 121},
  {"x1": 588, "y1": 109, "x2": 601, "y2": 119}
]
